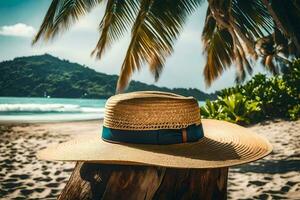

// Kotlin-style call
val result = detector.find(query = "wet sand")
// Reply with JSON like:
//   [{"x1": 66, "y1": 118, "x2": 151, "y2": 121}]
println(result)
[{"x1": 0, "y1": 119, "x2": 299, "y2": 199}]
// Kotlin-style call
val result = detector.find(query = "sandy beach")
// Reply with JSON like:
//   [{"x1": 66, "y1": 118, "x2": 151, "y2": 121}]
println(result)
[{"x1": 0, "y1": 119, "x2": 299, "y2": 199}]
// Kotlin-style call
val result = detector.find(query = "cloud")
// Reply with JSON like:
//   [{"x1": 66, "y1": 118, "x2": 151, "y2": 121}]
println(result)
[{"x1": 0, "y1": 23, "x2": 36, "y2": 37}]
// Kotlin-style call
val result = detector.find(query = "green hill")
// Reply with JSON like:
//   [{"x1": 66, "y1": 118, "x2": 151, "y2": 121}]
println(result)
[{"x1": 0, "y1": 54, "x2": 216, "y2": 100}]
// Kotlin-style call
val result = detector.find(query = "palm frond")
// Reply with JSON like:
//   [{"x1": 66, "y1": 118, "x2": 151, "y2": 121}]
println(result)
[
  {"x1": 32, "y1": 0, "x2": 60, "y2": 44},
  {"x1": 91, "y1": 0, "x2": 140, "y2": 59},
  {"x1": 116, "y1": 0, "x2": 202, "y2": 93},
  {"x1": 273, "y1": 28, "x2": 289, "y2": 57},
  {"x1": 202, "y1": 0, "x2": 274, "y2": 86},
  {"x1": 230, "y1": 0, "x2": 273, "y2": 57},
  {"x1": 33, "y1": 0, "x2": 101, "y2": 44},
  {"x1": 232, "y1": 0, "x2": 273, "y2": 39},
  {"x1": 268, "y1": 0, "x2": 300, "y2": 55},
  {"x1": 265, "y1": 55, "x2": 277, "y2": 74},
  {"x1": 203, "y1": 27, "x2": 233, "y2": 86}
]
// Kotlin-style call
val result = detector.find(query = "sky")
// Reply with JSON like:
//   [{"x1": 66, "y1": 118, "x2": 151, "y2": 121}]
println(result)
[{"x1": 0, "y1": 0, "x2": 266, "y2": 93}]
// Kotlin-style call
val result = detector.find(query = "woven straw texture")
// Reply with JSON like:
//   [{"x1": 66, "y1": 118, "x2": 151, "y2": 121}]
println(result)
[
  {"x1": 103, "y1": 91, "x2": 201, "y2": 130},
  {"x1": 38, "y1": 119, "x2": 272, "y2": 168}
]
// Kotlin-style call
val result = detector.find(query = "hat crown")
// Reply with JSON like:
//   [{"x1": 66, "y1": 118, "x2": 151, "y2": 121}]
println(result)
[{"x1": 103, "y1": 91, "x2": 201, "y2": 130}]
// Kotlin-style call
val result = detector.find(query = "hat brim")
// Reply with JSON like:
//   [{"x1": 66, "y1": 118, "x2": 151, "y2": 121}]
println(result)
[{"x1": 37, "y1": 119, "x2": 272, "y2": 168}]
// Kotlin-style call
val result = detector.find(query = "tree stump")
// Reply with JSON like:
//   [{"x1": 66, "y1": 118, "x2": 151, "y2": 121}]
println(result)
[{"x1": 58, "y1": 162, "x2": 228, "y2": 200}]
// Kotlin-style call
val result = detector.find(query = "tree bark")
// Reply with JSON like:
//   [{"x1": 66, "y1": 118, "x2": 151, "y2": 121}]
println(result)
[{"x1": 58, "y1": 162, "x2": 228, "y2": 200}]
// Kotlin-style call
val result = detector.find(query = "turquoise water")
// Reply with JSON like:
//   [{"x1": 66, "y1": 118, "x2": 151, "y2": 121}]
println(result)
[
  {"x1": 0, "y1": 97, "x2": 205, "y2": 122},
  {"x1": 0, "y1": 97, "x2": 106, "y2": 122}
]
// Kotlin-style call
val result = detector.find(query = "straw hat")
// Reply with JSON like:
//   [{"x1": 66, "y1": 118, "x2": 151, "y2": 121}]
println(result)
[{"x1": 38, "y1": 91, "x2": 272, "y2": 168}]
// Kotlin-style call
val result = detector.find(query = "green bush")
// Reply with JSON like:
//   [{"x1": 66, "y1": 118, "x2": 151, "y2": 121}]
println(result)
[
  {"x1": 219, "y1": 94, "x2": 261, "y2": 124},
  {"x1": 200, "y1": 100, "x2": 226, "y2": 120},
  {"x1": 288, "y1": 104, "x2": 300, "y2": 120},
  {"x1": 201, "y1": 59, "x2": 300, "y2": 124},
  {"x1": 201, "y1": 94, "x2": 261, "y2": 125}
]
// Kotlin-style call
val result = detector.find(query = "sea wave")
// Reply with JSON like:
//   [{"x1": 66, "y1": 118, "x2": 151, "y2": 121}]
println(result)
[
  {"x1": 0, "y1": 104, "x2": 105, "y2": 113},
  {"x1": 0, "y1": 113, "x2": 104, "y2": 122}
]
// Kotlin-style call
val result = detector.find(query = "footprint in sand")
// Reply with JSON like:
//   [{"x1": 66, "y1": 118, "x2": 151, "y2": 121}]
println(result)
[
  {"x1": 33, "y1": 177, "x2": 52, "y2": 182},
  {"x1": 10, "y1": 174, "x2": 30, "y2": 180},
  {"x1": 54, "y1": 171, "x2": 61, "y2": 176},
  {"x1": 280, "y1": 186, "x2": 291, "y2": 193},
  {"x1": 46, "y1": 183, "x2": 59, "y2": 188},
  {"x1": 20, "y1": 189, "x2": 34, "y2": 195},
  {"x1": 2, "y1": 182, "x2": 22, "y2": 189},
  {"x1": 35, "y1": 188, "x2": 45, "y2": 193},
  {"x1": 56, "y1": 177, "x2": 65, "y2": 182},
  {"x1": 42, "y1": 171, "x2": 50, "y2": 176},
  {"x1": 248, "y1": 180, "x2": 267, "y2": 187}
]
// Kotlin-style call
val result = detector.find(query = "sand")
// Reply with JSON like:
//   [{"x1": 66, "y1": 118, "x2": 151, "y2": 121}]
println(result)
[
  {"x1": 0, "y1": 119, "x2": 299, "y2": 199},
  {"x1": 0, "y1": 121, "x2": 100, "y2": 199},
  {"x1": 228, "y1": 119, "x2": 300, "y2": 200}
]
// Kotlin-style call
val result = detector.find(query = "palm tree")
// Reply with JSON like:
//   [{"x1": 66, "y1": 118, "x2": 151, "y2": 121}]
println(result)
[{"x1": 32, "y1": 0, "x2": 300, "y2": 93}]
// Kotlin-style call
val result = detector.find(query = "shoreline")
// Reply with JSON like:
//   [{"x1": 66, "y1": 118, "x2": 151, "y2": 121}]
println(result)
[
  {"x1": 0, "y1": 119, "x2": 299, "y2": 199},
  {"x1": 0, "y1": 119, "x2": 102, "y2": 125}
]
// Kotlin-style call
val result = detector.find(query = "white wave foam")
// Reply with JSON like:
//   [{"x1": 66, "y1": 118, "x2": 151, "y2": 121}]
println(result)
[
  {"x1": 0, "y1": 113, "x2": 104, "y2": 122},
  {"x1": 0, "y1": 104, "x2": 104, "y2": 113},
  {"x1": 80, "y1": 107, "x2": 105, "y2": 113}
]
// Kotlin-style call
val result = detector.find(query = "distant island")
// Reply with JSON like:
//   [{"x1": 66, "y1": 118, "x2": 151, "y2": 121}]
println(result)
[{"x1": 0, "y1": 54, "x2": 216, "y2": 100}]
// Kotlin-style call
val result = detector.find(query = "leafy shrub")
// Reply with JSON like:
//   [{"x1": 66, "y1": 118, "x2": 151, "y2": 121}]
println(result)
[
  {"x1": 200, "y1": 100, "x2": 226, "y2": 120},
  {"x1": 288, "y1": 105, "x2": 300, "y2": 120},
  {"x1": 201, "y1": 94, "x2": 261, "y2": 125},
  {"x1": 201, "y1": 59, "x2": 300, "y2": 124},
  {"x1": 219, "y1": 94, "x2": 261, "y2": 124}
]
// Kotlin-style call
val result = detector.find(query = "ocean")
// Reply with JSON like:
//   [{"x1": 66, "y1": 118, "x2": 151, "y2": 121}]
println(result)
[
  {"x1": 0, "y1": 97, "x2": 106, "y2": 122},
  {"x1": 0, "y1": 97, "x2": 205, "y2": 123}
]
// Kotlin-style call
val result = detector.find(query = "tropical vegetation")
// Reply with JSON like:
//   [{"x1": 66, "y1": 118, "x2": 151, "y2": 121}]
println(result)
[
  {"x1": 201, "y1": 59, "x2": 300, "y2": 124},
  {"x1": 0, "y1": 54, "x2": 215, "y2": 100},
  {"x1": 33, "y1": 0, "x2": 300, "y2": 92}
]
